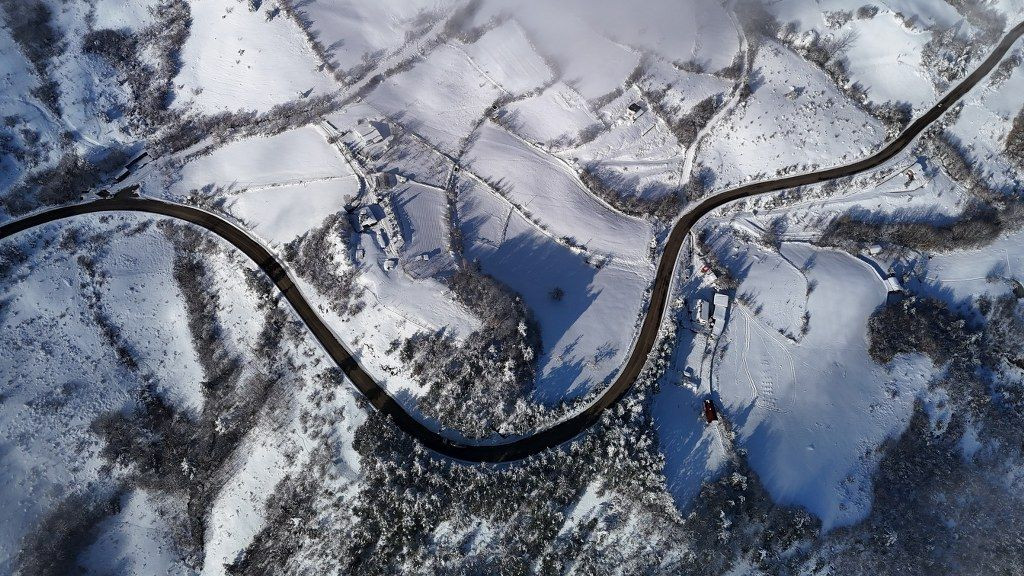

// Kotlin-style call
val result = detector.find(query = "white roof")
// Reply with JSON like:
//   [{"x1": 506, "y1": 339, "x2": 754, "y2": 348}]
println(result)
[
  {"x1": 355, "y1": 123, "x2": 383, "y2": 140},
  {"x1": 713, "y1": 293, "x2": 729, "y2": 322}
]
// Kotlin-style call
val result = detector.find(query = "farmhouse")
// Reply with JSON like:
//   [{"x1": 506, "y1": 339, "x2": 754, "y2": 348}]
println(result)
[
  {"x1": 353, "y1": 120, "x2": 391, "y2": 146},
  {"x1": 357, "y1": 205, "x2": 380, "y2": 230},
  {"x1": 626, "y1": 101, "x2": 645, "y2": 121}
]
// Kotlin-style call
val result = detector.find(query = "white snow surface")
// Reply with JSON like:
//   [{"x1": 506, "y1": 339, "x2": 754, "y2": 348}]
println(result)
[
  {"x1": 465, "y1": 121, "x2": 654, "y2": 262},
  {"x1": 365, "y1": 42, "x2": 505, "y2": 155},
  {"x1": 0, "y1": 215, "x2": 206, "y2": 571},
  {"x1": 288, "y1": 0, "x2": 457, "y2": 79},
  {"x1": 710, "y1": 237, "x2": 933, "y2": 529},
  {"x1": 460, "y1": 20, "x2": 554, "y2": 96},
  {"x1": 700, "y1": 40, "x2": 886, "y2": 191},
  {"x1": 505, "y1": 82, "x2": 600, "y2": 146},
  {"x1": 173, "y1": 0, "x2": 335, "y2": 113},
  {"x1": 458, "y1": 178, "x2": 651, "y2": 401}
]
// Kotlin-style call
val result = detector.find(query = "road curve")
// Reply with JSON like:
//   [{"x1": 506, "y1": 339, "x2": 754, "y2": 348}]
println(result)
[{"x1": 2, "y1": 22, "x2": 1023, "y2": 463}]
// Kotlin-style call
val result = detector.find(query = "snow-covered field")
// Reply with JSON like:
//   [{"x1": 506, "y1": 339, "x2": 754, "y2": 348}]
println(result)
[
  {"x1": 161, "y1": 126, "x2": 360, "y2": 244},
  {"x1": 766, "y1": 0, "x2": 1024, "y2": 110},
  {"x1": 173, "y1": 0, "x2": 335, "y2": 114},
  {"x1": 458, "y1": 177, "x2": 651, "y2": 401},
  {"x1": 288, "y1": 0, "x2": 455, "y2": 81},
  {"x1": 0, "y1": 213, "x2": 366, "y2": 574},
  {"x1": 391, "y1": 181, "x2": 454, "y2": 277},
  {"x1": 461, "y1": 20, "x2": 554, "y2": 96},
  {"x1": 0, "y1": 215, "x2": 203, "y2": 571},
  {"x1": 711, "y1": 239, "x2": 932, "y2": 529},
  {"x1": 466, "y1": 121, "x2": 653, "y2": 261},
  {"x1": 947, "y1": 41, "x2": 1024, "y2": 190},
  {"x1": 504, "y1": 82, "x2": 600, "y2": 145},
  {"x1": 699, "y1": 39, "x2": 885, "y2": 190},
  {"x1": 5, "y1": 0, "x2": 1024, "y2": 571},
  {"x1": 365, "y1": 43, "x2": 509, "y2": 155}
]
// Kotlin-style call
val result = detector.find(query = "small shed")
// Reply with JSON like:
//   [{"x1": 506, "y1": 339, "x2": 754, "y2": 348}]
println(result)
[
  {"x1": 374, "y1": 229, "x2": 390, "y2": 251},
  {"x1": 626, "y1": 102, "x2": 645, "y2": 120},
  {"x1": 703, "y1": 398, "x2": 718, "y2": 423},
  {"x1": 125, "y1": 151, "x2": 149, "y2": 169},
  {"x1": 358, "y1": 206, "x2": 379, "y2": 229},
  {"x1": 883, "y1": 276, "x2": 903, "y2": 293}
]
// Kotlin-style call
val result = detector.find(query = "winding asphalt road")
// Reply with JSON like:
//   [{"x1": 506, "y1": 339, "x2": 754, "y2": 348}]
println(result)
[{"x1": 3, "y1": 22, "x2": 1023, "y2": 463}]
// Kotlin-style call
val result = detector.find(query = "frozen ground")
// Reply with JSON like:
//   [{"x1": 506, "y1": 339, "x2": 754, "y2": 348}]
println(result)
[
  {"x1": 0, "y1": 214, "x2": 203, "y2": 571},
  {"x1": 460, "y1": 19, "x2": 554, "y2": 96},
  {"x1": 391, "y1": 181, "x2": 454, "y2": 277},
  {"x1": 947, "y1": 42, "x2": 1024, "y2": 191},
  {"x1": 147, "y1": 121, "x2": 480, "y2": 411},
  {"x1": 5, "y1": 0, "x2": 1024, "y2": 572},
  {"x1": 705, "y1": 234, "x2": 933, "y2": 529},
  {"x1": 365, "y1": 42, "x2": 509, "y2": 155},
  {"x1": 504, "y1": 82, "x2": 599, "y2": 146},
  {"x1": 173, "y1": 0, "x2": 335, "y2": 114},
  {"x1": 699, "y1": 39, "x2": 885, "y2": 190},
  {"x1": 0, "y1": 212, "x2": 366, "y2": 574},
  {"x1": 458, "y1": 177, "x2": 651, "y2": 401},
  {"x1": 465, "y1": 121, "x2": 653, "y2": 261},
  {"x1": 0, "y1": 26, "x2": 62, "y2": 195},
  {"x1": 767, "y1": 0, "x2": 1024, "y2": 110},
  {"x1": 654, "y1": 325, "x2": 729, "y2": 508},
  {"x1": 286, "y1": 0, "x2": 457, "y2": 81},
  {"x1": 160, "y1": 126, "x2": 360, "y2": 244}
]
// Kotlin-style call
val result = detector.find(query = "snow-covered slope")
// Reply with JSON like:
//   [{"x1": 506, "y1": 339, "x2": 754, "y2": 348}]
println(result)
[{"x1": 5, "y1": 0, "x2": 1024, "y2": 573}]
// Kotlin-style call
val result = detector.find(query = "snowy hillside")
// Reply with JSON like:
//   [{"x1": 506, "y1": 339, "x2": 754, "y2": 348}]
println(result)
[{"x1": 3, "y1": 0, "x2": 1024, "y2": 574}]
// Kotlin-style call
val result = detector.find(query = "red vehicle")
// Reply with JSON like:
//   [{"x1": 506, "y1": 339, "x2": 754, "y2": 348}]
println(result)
[{"x1": 703, "y1": 398, "x2": 718, "y2": 423}]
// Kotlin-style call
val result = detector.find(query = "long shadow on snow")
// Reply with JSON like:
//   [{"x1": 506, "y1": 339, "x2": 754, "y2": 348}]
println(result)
[{"x1": 463, "y1": 228, "x2": 602, "y2": 401}]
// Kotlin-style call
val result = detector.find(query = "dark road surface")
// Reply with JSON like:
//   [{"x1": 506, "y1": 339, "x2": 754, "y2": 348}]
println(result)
[{"x1": 2, "y1": 22, "x2": 1022, "y2": 462}]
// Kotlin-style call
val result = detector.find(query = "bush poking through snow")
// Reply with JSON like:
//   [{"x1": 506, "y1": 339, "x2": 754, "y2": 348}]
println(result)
[
  {"x1": 1005, "y1": 108, "x2": 1024, "y2": 170},
  {"x1": 867, "y1": 295, "x2": 975, "y2": 365},
  {"x1": 89, "y1": 223, "x2": 300, "y2": 563},
  {"x1": 579, "y1": 165, "x2": 683, "y2": 221},
  {"x1": 80, "y1": 1, "x2": 192, "y2": 132},
  {"x1": 0, "y1": 0, "x2": 66, "y2": 113},
  {"x1": 154, "y1": 95, "x2": 339, "y2": 156},
  {"x1": 819, "y1": 202, "x2": 1024, "y2": 254},
  {"x1": 2, "y1": 148, "x2": 129, "y2": 215},
  {"x1": 402, "y1": 264, "x2": 541, "y2": 437},
  {"x1": 282, "y1": 212, "x2": 365, "y2": 317},
  {"x1": 14, "y1": 489, "x2": 124, "y2": 576},
  {"x1": 229, "y1": 327, "x2": 822, "y2": 575}
]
